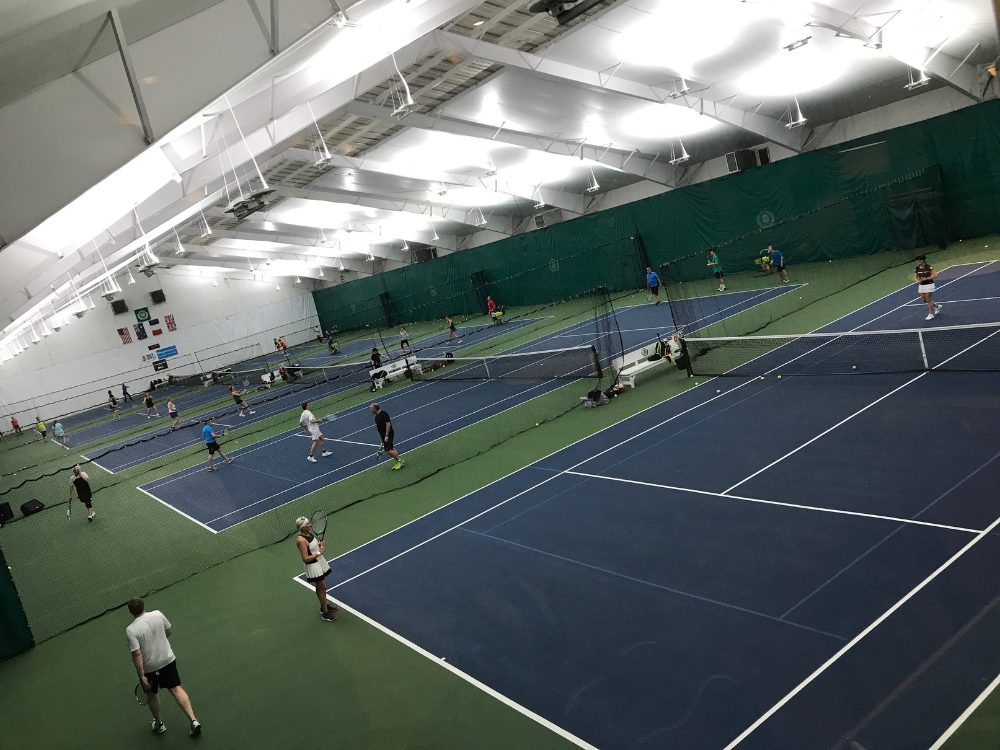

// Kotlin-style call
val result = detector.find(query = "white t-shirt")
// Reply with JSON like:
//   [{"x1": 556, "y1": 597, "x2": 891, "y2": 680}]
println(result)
[
  {"x1": 299, "y1": 410, "x2": 321, "y2": 436},
  {"x1": 126, "y1": 611, "x2": 175, "y2": 672}
]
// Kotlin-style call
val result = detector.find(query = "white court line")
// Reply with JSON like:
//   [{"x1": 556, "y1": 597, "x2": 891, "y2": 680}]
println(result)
[
  {"x1": 291, "y1": 578, "x2": 599, "y2": 750},
  {"x1": 293, "y1": 435, "x2": 380, "y2": 448},
  {"x1": 905, "y1": 295, "x2": 1000, "y2": 306},
  {"x1": 929, "y1": 670, "x2": 1000, "y2": 749},
  {"x1": 50, "y1": 438, "x2": 70, "y2": 450},
  {"x1": 564, "y1": 472, "x2": 981, "y2": 534},
  {"x1": 722, "y1": 322, "x2": 1000, "y2": 496},
  {"x1": 80, "y1": 453, "x2": 115, "y2": 475},
  {"x1": 135, "y1": 486, "x2": 218, "y2": 534},
  {"x1": 722, "y1": 513, "x2": 1000, "y2": 750},
  {"x1": 675, "y1": 285, "x2": 807, "y2": 334}
]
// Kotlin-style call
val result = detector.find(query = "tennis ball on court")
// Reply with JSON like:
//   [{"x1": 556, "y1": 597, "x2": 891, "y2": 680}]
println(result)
[
  {"x1": 535, "y1": 422, "x2": 540, "y2": 426},
  {"x1": 759, "y1": 376, "x2": 765, "y2": 380},
  {"x1": 852, "y1": 365, "x2": 857, "y2": 369},
  {"x1": 777, "y1": 375, "x2": 782, "y2": 379},
  {"x1": 716, "y1": 389, "x2": 721, "y2": 393}
]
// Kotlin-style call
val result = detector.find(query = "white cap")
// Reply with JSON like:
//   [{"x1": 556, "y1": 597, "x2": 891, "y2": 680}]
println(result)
[{"x1": 295, "y1": 516, "x2": 310, "y2": 530}]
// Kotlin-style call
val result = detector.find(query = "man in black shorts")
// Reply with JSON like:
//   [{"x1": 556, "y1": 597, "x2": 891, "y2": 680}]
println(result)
[
  {"x1": 69, "y1": 465, "x2": 96, "y2": 521},
  {"x1": 370, "y1": 403, "x2": 404, "y2": 470},
  {"x1": 126, "y1": 597, "x2": 202, "y2": 737}
]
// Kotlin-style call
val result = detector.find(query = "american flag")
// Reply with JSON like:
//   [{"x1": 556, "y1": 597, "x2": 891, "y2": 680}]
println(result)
[
  {"x1": 164, "y1": 314, "x2": 176, "y2": 332},
  {"x1": 117, "y1": 327, "x2": 132, "y2": 345}
]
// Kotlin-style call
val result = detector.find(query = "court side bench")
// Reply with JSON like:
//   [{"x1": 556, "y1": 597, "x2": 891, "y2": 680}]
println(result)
[{"x1": 614, "y1": 338, "x2": 684, "y2": 389}]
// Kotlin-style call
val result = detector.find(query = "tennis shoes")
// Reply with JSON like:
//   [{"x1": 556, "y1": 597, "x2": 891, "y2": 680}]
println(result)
[
  {"x1": 307, "y1": 451, "x2": 334, "y2": 462},
  {"x1": 925, "y1": 304, "x2": 943, "y2": 321},
  {"x1": 151, "y1": 720, "x2": 201, "y2": 737}
]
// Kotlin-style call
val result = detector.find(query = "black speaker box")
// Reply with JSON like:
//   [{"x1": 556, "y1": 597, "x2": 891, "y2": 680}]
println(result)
[
  {"x1": 20, "y1": 499, "x2": 45, "y2": 517},
  {"x1": 0, "y1": 501, "x2": 13, "y2": 524}
]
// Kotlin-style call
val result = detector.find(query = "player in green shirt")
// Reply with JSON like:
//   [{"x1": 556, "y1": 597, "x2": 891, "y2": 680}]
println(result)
[{"x1": 707, "y1": 248, "x2": 726, "y2": 292}]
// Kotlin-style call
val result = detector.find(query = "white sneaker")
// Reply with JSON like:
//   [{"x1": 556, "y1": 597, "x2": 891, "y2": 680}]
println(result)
[
  {"x1": 925, "y1": 313, "x2": 934, "y2": 321},
  {"x1": 934, "y1": 305, "x2": 942, "y2": 316},
  {"x1": 249, "y1": 411, "x2": 256, "y2": 414},
  {"x1": 307, "y1": 455, "x2": 317, "y2": 463},
  {"x1": 321, "y1": 451, "x2": 332, "y2": 457}
]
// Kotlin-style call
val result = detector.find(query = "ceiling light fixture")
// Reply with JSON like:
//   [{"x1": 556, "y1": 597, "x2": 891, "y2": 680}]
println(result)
[
  {"x1": 307, "y1": 101, "x2": 334, "y2": 165},
  {"x1": 172, "y1": 227, "x2": 186, "y2": 256},
  {"x1": 127, "y1": 269, "x2": 136, "y2": 285},
  {"x1": 199, "y1": 210, "x2": 212, "y2": 238},
  {"x1": 783, "y1": 36, "x2": 811, "y2": 52},
  {"x1": 223, "y1": 95, "x2": 270, "y2": 193},
  {"x1": 469, "y1": 207, "x2": 487, "y2": 227},
  {"x1": 784, "y1": 97, "x2": 807, "y2": 129},
  {"x1": 669, "y1": 139, "x2": 690, "y2": 165},
  {"x1": 585, "y1": 166, "x2": 600, "y2": 193},
  {"x1": 389, "y1": 53, "x2": 416, "y2": 120},
  {"x1": 533, "y1": 186, "x2": 546, "y2": 209},
  {"x1": 905, "y1": 67, "x2": 931, "y2": 90},
  {"x1": 667, "y1": 77, "x2": 690, "y2": 99},
  {"x1": 294, "y1": 276, "x2": 302, "y2": 284}
]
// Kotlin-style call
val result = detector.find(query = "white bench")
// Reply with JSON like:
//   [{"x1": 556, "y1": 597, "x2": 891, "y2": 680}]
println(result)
[
  {"x1": 614, "y1": 338, "x2": 681, "y2": 389},
  {"x1": 370, "y1": 355, "x2": 417, "y2": 389}
]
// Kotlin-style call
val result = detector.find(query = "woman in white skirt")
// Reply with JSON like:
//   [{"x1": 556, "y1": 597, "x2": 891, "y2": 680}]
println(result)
[
  {"x1": 295, "y1": 517, "x2": 338, "y2": 622},
  {"x1": 914, "y1": 256, "x2": 942, "y2": 321}
]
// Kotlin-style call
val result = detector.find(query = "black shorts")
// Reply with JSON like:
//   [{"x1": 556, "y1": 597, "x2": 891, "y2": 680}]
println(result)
[
  {"x1": 232, "y1": 396, "x2": 243, "y2": 406},
  {"x1": 713, "y1": 271, "x2": 723, "y2": 279},
  {"x1": 776, "y1": 262, "x2": 786, "y2": 271},
  {"x1": 78, "y1": 494, "x2": 93, "y2": 509},
  {"x1": 206, "y1": 441, "x2": 221, "y2": 454},
  {"x1": 649, "y1": 285, "x2": 659, "y2": 295},
  {"x1": 40, "y1": 431, "x2": 47, "y2": 438},
  {"x1": 382, "y1": 432, "x2": 395, "y2": 451},
  {"x1": 145, "y1": 659, "x2": 181, "y2": 693},
  {"x1": 400, "y1": 339, "x2": 409, "y2": 346},
  {"x1": 449, "y1": 325, "x2": 456, "y2": 332}
]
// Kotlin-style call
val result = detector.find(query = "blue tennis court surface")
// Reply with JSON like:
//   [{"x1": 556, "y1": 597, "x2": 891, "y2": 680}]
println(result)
[{"x1": 300, "y1": 261, "x2": 1000, "y2": 749}]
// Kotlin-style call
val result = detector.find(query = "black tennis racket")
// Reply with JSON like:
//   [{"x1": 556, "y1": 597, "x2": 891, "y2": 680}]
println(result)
[
  {"x1": 135, "y1": 682, "x2": 149, "y2": 706},
  {"x1": 374, "y1": 444, "x2": 385, "y2": 463},
  {"x1": 310, "y1": 510, "x2": 328, "y2": 542}
]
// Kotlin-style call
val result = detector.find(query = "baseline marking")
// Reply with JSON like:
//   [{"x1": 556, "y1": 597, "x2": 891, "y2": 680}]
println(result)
[
  {"x1": 564, "y1": 472, "x2": 981, "y2": 535},
  {"x1": 81, "y1": 453, "x2": 115, "y2": 475},
  {"x1": 929, "y1": 670, "x2": 1000, "y2": 749},
  {"x1": 135, "y1": 486, "x2": 218, "y2": 534}
]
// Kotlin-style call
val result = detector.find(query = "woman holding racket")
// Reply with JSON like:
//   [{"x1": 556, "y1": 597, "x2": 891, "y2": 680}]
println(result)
[
  {"x1": 914, "y1": 256, "x2": 943, "y2": 321},
  {"x1": 295, "y1": 516, "x2": 337, "y2": 622}
]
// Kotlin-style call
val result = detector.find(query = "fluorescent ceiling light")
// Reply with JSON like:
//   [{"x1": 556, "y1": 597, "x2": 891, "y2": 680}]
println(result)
[
  {"x1": 620, "y1": 103, "x2": 718, "y2": 140},
  {"x1": 496, "y1": 152, "x2": 577, "y2": 186}
]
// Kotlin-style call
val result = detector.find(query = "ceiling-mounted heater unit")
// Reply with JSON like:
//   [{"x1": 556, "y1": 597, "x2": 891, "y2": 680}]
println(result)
[{"x1": 533, "y1": 208, "x2": 563, "y2": 229}]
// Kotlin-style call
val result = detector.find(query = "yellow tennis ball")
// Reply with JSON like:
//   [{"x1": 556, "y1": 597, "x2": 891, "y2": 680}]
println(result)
[
  {"x1": 759, "y1": 376, "x2": 765, "y2": 380},
  {"x1": 716, "y1": 389, "x2": 721, "y2": 393},
  {"x1": 852, "y1": 365, "x2": 857, "y2": 370},
  {"x1": 777, "y1": 374, "x2": 782, "y2": 379},
  {"x1": 535, "y1": 422, "x2": 539, "y2": 426}
]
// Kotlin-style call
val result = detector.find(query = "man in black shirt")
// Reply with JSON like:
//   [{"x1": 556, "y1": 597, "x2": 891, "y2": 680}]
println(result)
[{"x1": 369, "y1": 403, "x2": 404, "y2": 470}]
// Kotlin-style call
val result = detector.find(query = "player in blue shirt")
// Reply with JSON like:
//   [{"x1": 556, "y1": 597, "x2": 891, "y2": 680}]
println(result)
[
  {"x1": 767, "y1": 245, "x2": 789, "y2": 284},
  {"x1": 645, "y1": 267, "x2": 661, "y2": 305},
  {"x1": 201, "y1": 418, "x2": 232, "y2": 472}
]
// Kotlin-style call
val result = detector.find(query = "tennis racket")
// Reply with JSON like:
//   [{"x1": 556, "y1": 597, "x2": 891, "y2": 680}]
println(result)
[
  {"x1": 66, "y1": 498, "x2": 72, "y2": 519},
  {"x1": 310, "y1": 510, "x2": 328, "y2": 541},
  {"x1": 374, "y1": 444, "x2": 385, "y2": 463},
  {"x1": 135, "y1": 682, "x2": 149, "y2": 706}
]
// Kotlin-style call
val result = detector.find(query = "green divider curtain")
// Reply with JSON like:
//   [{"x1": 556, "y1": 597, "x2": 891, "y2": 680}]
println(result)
[{"x1": 0, "y1": 546, "x2": 34, "y2": 661}]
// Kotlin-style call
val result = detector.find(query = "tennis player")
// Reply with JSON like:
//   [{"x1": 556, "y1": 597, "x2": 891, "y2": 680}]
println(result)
[
  {"x1": 370, "y1": 403, "x2": 404, "y2": 470},
  {"x1": 122, "y1": 383, "x2": 133, "y2": 402},
  {"x1": 126, "y1": 597, "x2": 202, "y2": 736},
  {"x1": 914, "y1": 256, "x2": 943, "y2": 320},
  {"x1": 767, "y1": 245, "x2": 790, "y2": 283},
  {"x1": 69, "y1": 465, "x2": 95, "y2": 521},
  {"x1": 299, "y1": 403, "x2": 332, "y2": 463},
  {"x1": 370, "y1": 347, "x2": 382, "y2": 370},
  {"x1": 143, "y1": 392, "x2": 159, "y2": 419},
  {"x1": 399, "y1": 326, "x2": 410, "y2": 351},
  {"x1": 53, "y1": 421, "x2": 66, "y2": 446},
  {"x1": 167, "y1": 398, "x2": 180, "y2": 431},
  {"x1": 107, "y1": 391, "x2": 121, "y2": 419},
  {"x1": 35, "y1": 416, "x2": 46, "y2": 441},
  {"x1": 202, "y1": 418, "x2": 232, "y2": 471},
  {"x1": 644, "y1": 267, "x2": 661, "y2": 305},
  {"x1": 295, "y1": 516, "x2": 338, "y2": 622},
  {"x1": 10, "y1": 416, "x2": 20, "y2": 435},
  {"x1": 707, "y1": 249, "x2": 726, "y2": 292},
  {"x1": 227, "y1": 385, "x2": 255, "y2": 417},
  {"x1": 446, "y1": 315, "x2": 458, "y2": 341}
]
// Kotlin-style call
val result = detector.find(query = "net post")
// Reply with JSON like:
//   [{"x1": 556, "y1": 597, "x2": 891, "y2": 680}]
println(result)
[
  {"x1": 918, "y1": 330, "x2": 929, "y2": 370},
  {"x1": 678, "y1": 337, "x2": 694, "y2": 377}
]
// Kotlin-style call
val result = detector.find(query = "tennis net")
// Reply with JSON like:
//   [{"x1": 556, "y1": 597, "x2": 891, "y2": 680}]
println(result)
[
  {"x1": 415, "y1": 346, "x2": 602, "y2": 381},
  {"x1": 681, "y1": 322, "x2": 1000, "y2": 377}
]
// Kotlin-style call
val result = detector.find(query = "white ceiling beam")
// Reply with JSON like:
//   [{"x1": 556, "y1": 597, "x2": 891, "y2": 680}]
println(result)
[
  {"x1": 282, "y1": 148, "x2": 587, "y2": 215},
  {"x1": 434, "y1": 30, "x2": 807, "y2": 153},
  {"x1": 275, "y1": 185, "x2": 515, "y2": 235},
  {"x1": 161, "y1": 255, "x2": 376, "y2": 280},
  {"x1": 200, "y1": 222, "x2": 459, "y2": 252},
  {"x1": 346, "y1": 100, "x2": 678, "y2": 185},
  {"x1": 806, "y1": 2, "x2": 989, "y2": 102}
]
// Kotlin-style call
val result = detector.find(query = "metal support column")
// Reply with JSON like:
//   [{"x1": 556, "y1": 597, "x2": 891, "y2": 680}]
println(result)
[{"x1": 270, "y1": 0, "x2": 280, "y2": 55}]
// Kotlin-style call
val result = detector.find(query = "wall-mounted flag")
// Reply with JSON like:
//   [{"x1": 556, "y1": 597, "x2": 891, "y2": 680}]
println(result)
[{"x1": 117, "y1": 327, "x2": 132, "y2": 345}]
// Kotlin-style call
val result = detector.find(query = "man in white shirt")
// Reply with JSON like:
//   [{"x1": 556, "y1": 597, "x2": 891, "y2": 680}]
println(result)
[
  {"x1": 300, "y1": 402, "x2": 333, "y2": 463},
  {"x1": 126, "y1": 597, "x2": 202, "y2": 737}
]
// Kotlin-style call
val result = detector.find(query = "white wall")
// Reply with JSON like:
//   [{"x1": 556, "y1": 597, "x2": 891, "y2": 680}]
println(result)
[{"x1": 0, "y1": 269, "x2": 319, "y2": 420}]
